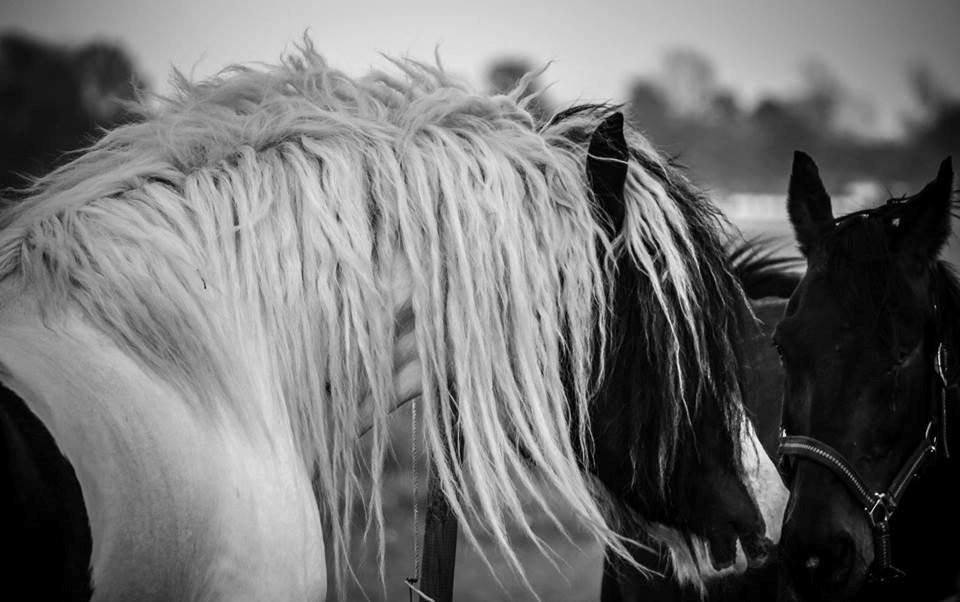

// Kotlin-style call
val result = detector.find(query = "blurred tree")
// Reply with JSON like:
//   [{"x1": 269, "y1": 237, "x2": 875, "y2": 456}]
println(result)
[
  {"x1": 707, "y1": 90, "x2": 742, "y2": 124},
  {"x1": 486, "y1": 57, "x2": 552, "y2": 121},
  {"x1": 909, "y1": 63, "x2": 954, "y2": 116},
  {"x1": 0, "y1": 32, "x2": 145, "y2": 193},
  {"x1": 620, "y1": 46, "x2": 959, "y2": 195},
  {"x1": 660, "y1": 47, "x2": 717, "y2": 118},
  {"x1": 795, "y1": 59, "x2": 875, "y2": 137},
  {"x1": 906, "y1": 64, "x2": 960, "y2": 162},
  {"x1": 74, "y1": 41, "x2": 144, "y2": 124},
  {"x1": 626, "y1": 80, "x2": 672, "y2": 131},
  {"x1": 795, "y1": 60, "x2": 843, "y2": 128}
]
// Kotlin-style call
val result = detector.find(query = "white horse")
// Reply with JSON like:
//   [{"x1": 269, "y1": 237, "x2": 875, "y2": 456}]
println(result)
[{"x1": 0, "y1": 45, "x2": 785, "y2": 600}]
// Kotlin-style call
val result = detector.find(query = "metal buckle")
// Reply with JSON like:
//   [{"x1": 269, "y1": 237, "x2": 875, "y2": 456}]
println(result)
[{"x1": 867, "y1": 493, "x2": 896, "y2": 527}]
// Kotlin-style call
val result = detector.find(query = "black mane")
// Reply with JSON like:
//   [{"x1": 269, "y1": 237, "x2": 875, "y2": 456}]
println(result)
[
  {"x1": 727, "y1": 237, "x2": 803, "y2": 300},
  {"x1": 550, "y1": 103, "x2": 756, "y2": 512}
]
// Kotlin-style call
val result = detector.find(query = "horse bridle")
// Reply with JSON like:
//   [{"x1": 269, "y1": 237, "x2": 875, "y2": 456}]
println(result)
[{"x1": 778, "y1": 341, "x2": 955, "y2": 583}]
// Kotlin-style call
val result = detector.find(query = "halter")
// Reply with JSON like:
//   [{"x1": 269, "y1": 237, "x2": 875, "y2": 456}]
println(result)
[{"x1": 778, "y1": 342, "x2": 954, "y2": 583}]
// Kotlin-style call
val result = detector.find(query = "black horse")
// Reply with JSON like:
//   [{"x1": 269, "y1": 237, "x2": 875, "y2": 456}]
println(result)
[{"x1": 776, "y1": 151, "x2": 960, "y2": 601}]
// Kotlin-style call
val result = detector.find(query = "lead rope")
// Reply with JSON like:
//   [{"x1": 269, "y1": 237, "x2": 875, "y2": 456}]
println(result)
[{"x1": 405, "y1": 397, "x2": 435, "y2": 602}]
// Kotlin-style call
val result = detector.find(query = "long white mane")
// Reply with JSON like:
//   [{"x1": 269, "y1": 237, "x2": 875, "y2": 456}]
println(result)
[{"x1": 0, "y1": 43, "x2": 708, "y2": 591}]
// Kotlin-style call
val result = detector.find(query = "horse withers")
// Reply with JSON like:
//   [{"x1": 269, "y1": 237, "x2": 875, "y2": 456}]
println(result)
[{"x1": 776, "y1": 151, "x2": 960, "y2": 601}]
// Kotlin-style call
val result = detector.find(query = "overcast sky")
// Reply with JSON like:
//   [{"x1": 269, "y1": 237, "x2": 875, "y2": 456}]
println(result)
[{"x1": 3, "y1": 0, "x2": 959, "y2": 136}]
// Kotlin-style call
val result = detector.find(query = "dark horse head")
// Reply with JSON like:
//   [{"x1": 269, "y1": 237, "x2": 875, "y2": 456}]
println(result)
[
  {"x1": 571, "y1": 109, "x2": 786, "y2": 582},
  {"x1": 777, "y1": 151, "x2": 960, "y2": 601}
]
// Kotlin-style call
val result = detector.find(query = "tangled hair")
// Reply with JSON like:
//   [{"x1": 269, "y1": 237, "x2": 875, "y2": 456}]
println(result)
[{"x1": 0, "y1": 41, "x2": 746, "y2": 593}]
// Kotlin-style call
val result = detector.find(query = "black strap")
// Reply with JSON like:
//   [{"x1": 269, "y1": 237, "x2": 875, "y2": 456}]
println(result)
[
  {"x1": 416, "y1": 462, "x2": 459, "y2": 602},
  {"x1": 779, "y1": 435, "x2": 876, "y2": 509},
  {"x1": 886, "y1": 426, "x2": 937, "y2": 505},
  {"x1": 936, "y1": 343, "x2": 953, "y2": 460},
  {"x1": 779, "y1": 426, "x2": 935, "y2": 518}
]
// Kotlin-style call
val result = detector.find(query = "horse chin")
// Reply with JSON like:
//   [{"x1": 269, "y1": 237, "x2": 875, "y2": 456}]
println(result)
[
  {"x1": 643, "y1": 419, "x2": 786, "y2": 586},
  {"x1": 647, "y1": 524, "x2": 749, "y2": 587},
  {"x1": 787, "y1": 550, "x2": 873, "y2": 602}
]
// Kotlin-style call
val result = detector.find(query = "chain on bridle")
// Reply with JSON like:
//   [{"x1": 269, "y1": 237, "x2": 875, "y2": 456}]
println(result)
[{"x1": 778, "y1": 342, "x2": 954, "y2": 583}]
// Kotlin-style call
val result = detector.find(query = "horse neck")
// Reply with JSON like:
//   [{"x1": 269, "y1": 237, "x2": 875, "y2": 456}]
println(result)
[{"x1": 0, "y1": 285, "x2": 327, "y2": 600}]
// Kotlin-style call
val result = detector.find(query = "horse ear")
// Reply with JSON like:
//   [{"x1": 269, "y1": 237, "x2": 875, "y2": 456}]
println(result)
[
  {"x1": 587, "y1": 112, "x2": 628, "y2": 233},
  {"x1": 787, "y1": 151, "x2": 834, "y2": 256},
  {"x1": 894, "y1": 157, "x2": 954, "y2": 262}
]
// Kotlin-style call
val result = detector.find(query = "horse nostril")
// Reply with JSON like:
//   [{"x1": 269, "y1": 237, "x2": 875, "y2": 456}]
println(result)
[
  {"x1": 828, "y1": 532, "x2": 855, "y2": 582},
  {"x1": 788, "y1": 532, "x2": 856, "y2": 594},
  {"x1": 816, "y1": 533, "x2": 855, "y2": 587}
]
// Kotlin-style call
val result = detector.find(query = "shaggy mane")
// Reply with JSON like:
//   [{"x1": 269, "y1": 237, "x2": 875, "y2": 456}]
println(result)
[{"x1": 0, "y1": 43, "x2": 745, "y2": 593}]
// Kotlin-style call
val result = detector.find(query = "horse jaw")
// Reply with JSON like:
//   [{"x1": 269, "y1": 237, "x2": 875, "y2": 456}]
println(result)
[{"x1": 0, "y1": 287, "x2": 327, "y2": 601}]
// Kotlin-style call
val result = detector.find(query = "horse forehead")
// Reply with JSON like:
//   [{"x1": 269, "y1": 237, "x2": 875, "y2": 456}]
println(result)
[
  {"x1": 787, "y1": 269, "x2": 891, "y2": 341},
  {"x1": 779, "y1": 286, "x2": 847, "y2": 350}
]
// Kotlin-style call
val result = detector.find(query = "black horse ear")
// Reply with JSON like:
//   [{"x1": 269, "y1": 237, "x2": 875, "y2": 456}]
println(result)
[
  {"x1": 895, "y1": 157, "x2": 954, "y2": 262},
  {"x1": 787, "y1": 151, "x2": 834, "y2": 256},
  {"x1": 587, "y1": 112, "x2": 628, "y2": 233}
]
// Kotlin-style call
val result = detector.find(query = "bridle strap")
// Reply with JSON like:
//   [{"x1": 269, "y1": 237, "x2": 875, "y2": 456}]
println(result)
[
  {"x1": 779, "y1": 435, "x2": 877, "y2": 509},
  {"x1": 779, "y1": 426, "x2": 936, "y2": 581},
  {"x1": 887, "y1": 423, "x2": 938, "y2": 504},
  {"x1": 936, "y1": 343, "x2": 953, "y2": 460},
  {"x1": 780, "y1": 426, "x2": 936, "y2": 517}
]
